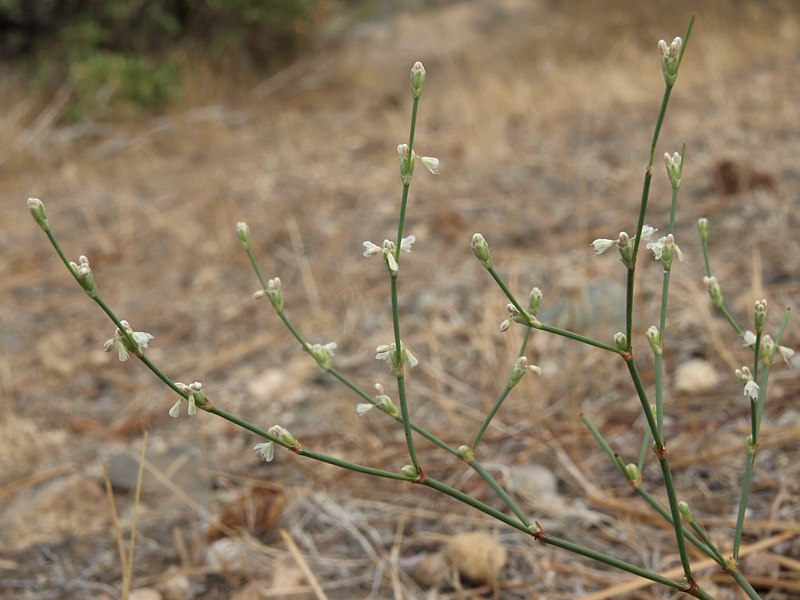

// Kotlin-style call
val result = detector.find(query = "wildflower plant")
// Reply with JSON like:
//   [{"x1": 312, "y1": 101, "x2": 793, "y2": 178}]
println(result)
[{"x1": 28, "y1": 17, "x2": 794, "y2": 599}]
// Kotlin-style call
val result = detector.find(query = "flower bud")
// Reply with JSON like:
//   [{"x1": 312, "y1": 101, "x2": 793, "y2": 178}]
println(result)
[
  {"x1": 27, "y1": 197, "x2": 50, "y2": 232},
  {"x1": 703, "y1": 276, "x2": 723, "y2": 309},
  {"x1": 664, "y1": 150, "x2": 683, "y2": 190},
  {"x1": 266, "y1": 277, "x2": 283, "y2": 312},
  {"x1": 697, "y1": 218, "x2": 709, "y2": 241},
  {"x1": 398, "y1": 143, "x2": 414, "y2": 185},
  {"x1": 457, "y1": 445, "x2": 474, "y2": 462},
  {"x1": 646, "y1": 325, "x2": 662, "y2": 355},
  {"x1": 269, "y1": 425, "x2": 298, "y2": 449},
  {"x1": 528, "y1": 287, "x2": 543, "y2": 316},
  {"x1": 471, "y1": 233, "x2": 492, "y2": 268},
  {"x1": 614, "y1": 332, "x2": 628, "y2": 351},
  {"x1": 69, "y1": 255, "x2": 98, "y2": 297},
  {"x1": 402, "y1": 464, "x2": 420, "y2": 479},
  {"x1": 410, "y1": 61, "x2": 426, "y2": 98},
  {"x1": 678, "y1": 501, "x2": 694, "y2": 523},
  {"x1": 624, "y1": 463, "x2": 640, "y2": 482},
  {"x1": 753, "y1": 299, "x2": 767, "y2": 334},
  {"x1": 236, "y1": 221, "x2": 251, "y2": 251}
]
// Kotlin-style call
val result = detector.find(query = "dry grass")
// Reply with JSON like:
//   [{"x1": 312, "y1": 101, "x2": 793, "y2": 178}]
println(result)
[{"x1": 1, "y1": 0, "x2": 799, "y2": 598}]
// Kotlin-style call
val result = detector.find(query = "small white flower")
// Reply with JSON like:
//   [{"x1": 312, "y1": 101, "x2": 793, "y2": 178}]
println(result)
[
  {"x1": 639, "y1": 225, "x2": 657, "y2": 241},
  {"x1": 364, "y1": 238, "x2": 415, "y2": 273},
  {"x1": 743, "y1": 380, "x2": 759, "y2": 401},
  {"x1": 168, "y1": 399, "x2": 183, "y2": 418},
  {"x1": 742, "y1": 330, "x2": 757, "y2": 348},
  {"x1": 375, "y1": 341, "x2": 418, "y2": 371},
  {"x1": 308, "y1": 342, "x2": 337, "y2": 370},
  {"x1": 418, "y1": 156, "x2": 440, "y2": 175},
  {"x1": 647, "y1": 237, "x2": 666, "y2": 260},
  {"x1": 591, "y1": 238, "x2": 615, "y2": 255},
  {"x1": 385, "y1": 251, "x2": 399, "y2": 272},
  {"x1": 356, "y1": 402, "x2": 375, "y2": 416},
  {"x1": 778, "y1": 344, "x2": 795, "y2": 366},
  {"x1": 254, "y1": 442, "x2": 275, "y2": 462},
  {"x1": 399, "y1": 235, "x2": 416, "y2": 253},
  {"x1": 103, "y1": 320, "x2": 154, "y2": 362},
  {"x1": 362, "y1": 240, "x2": 382, "y2": 257}
]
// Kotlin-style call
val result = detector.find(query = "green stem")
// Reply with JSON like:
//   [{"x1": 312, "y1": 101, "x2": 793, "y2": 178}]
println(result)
[
  {"x1": 422, "y1": 477, "x2": 695, "y2": 593},
  {"x1": 468, "y1": 460, "x2": 530, "y2": 527},
  {"x1": 485, "y1": 265, "x2": 621, "y2": 354},
  {"x1": 626, "y1": 84, "x2": 672, "y2": 346},
  {"x1": 732, "y1": 450, "x2": 756, "y2": 561},
  {"x1": 730, "y1": 568, "x2": 763, "y2": 600},
  {"x1": 391, "y1": 276, "x2": 420, "y2": 471},
  {"x1": 583, "y1": 416, "x2": 724, "y2": 566},
  {"x1": 472, "y1": 387, "x2": 512, "y2": 451},
  {"x1": 208, "y1": 406, "x2": 411, "y2": 481}
]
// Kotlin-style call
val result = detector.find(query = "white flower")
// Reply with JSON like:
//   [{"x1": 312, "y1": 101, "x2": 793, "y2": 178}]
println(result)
[
  {"x1": 742, "y1": 330, "x2": 757, "y2": 347},
  {"x1": 168, "y1": 399, "x2": 183, "y2": 418},
  {"x1": 646, "y1": 234, "x2": 683, "y2": 262},
  {"x1": 743, "y1": 380, "x2": 759, "y2": 401},
  {"x1": 591, "y1": 238, "x2": 615, "y2": 255},
  {"x1": 254, "y1": 442, "x2": 275, "y2": 462},
  {"x1": 356, "y1": 403, "x2": 375, "y2": 416},
  {"x1": 103, "y1": 320, "x2": 153, "y2": 362},
  {"x1": 418, "y1": 156, "x2": 440, "y2": 174},
  {"x1": 362, "y1": 241, "x2": 382, "y2": 257},
  {"x1": 362, "y1": 236, "x2": 415, "y2": 273},
  {"x1": 399, "y1": 235, "x2": 416, "y2": 253},
  {"x1": 375, "y1": 341, "x2": 418, "y2": 371},
  {"x1": 778, "y1": 345, "x2": 795, "y2": 366},
  {"x1": 307, "y1": 342, "x2": 337, "y2": 370},
  {"x1": 735, "y1": 367, "x2": 759, "y2": 401},
  {"x1": 639, "y1": 225, "x2": 657, "y2": 241}
]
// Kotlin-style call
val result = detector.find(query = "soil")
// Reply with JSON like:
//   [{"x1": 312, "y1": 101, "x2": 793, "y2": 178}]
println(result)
[{"x1": 1, "y1": 1, "x2": 799, "y2": 598}]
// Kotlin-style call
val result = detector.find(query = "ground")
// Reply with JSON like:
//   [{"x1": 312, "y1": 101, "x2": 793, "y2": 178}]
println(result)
[{"x1": 1, "y1": 1, "x2": 799, "y2": 598}]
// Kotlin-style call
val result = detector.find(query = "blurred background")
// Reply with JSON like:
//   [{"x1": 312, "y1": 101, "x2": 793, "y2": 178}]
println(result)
[{"x1": 1, "y1": 1, "x2": 799, "y2": 598}]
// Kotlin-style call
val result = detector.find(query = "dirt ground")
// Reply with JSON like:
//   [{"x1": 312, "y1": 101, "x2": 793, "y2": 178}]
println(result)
[{"x1": 2, "y1": 1, "x2": 799, "y2": 598}]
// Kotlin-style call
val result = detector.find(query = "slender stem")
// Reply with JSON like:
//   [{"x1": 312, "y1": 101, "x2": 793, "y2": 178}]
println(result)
[
  {"x1": 245, "y1": 249, "x2": 268, "y2": 290},
  {"x1": 208, "y1": 406, "x2": 412, "y2": 481},
  {"x1": 698, "y1": 232, "x2": 744, "y2": 337},
  {"x1": 624, "y1": 358, "x2": 662, "y2": 448},
  {"x1": 730, "y1": 568, "x2": 763, "y2": 600},
  {"x1": 468, "y1": 460, "x2": 530, "y2": 527},
  {"x1": 626, "y1": 84, "x2": 672, "y2": 347},
  {"x1": 485, "y1": 264, "x2": 621, "y2": 354},
  {"x1": 732, "y1": 450, "x2": 756, "y2": 561},
  {"x1": 656, "y1": 452, "x2": 694, "y2": 583},
  {"x1": 391, "y1": 277, "x2": 420, "y2": 471},
  {"x1": 583, "y1": 416, "x2": 724, "y2": 566},
  {"x1": 472, "y1": 387, "x2": 512, "y2": 450},
  {"x1": 328, "y1": 367, "x2": 461, "y2": 457},
  {"x1": 422, "y1": 477, "x2": 693, "y2": 592}
]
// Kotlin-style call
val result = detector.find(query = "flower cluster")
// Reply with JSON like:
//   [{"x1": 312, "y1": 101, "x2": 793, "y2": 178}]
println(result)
[
  {"x1": 253, "y1": 425, "x2": 298, "y2": 463},
  {"x1": 735, "y1": 366, "x2": 759, "y2": 401},
  {"x1": 363, "y1": 236, "x2": 416, "y2": 274},
  {"x1": 103, "y1": 320, "x2": 154, "y2": 362},
  {"x1": 357, "y1": 383, "x2": 400, "y2": 419},
  {"x1": 169, "y1": 381, "x2": 206, "y2": 417},
  {"x1": 307, "y1": 342, "x2": 337, "y2": 371},
  {"x1": 375, "y1": 341, "x2": 418, "y2": 374}
]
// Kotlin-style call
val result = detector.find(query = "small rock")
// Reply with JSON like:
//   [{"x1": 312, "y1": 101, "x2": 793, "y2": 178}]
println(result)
[
  {"x1": 444, "y1": 531, "x2": 507, "y2": 585},
  {"x1": 129, "y1": 588, "x2": 162, "y2": 600},
  {"x1": 674, "y1": 359, "x2": 720, "y2": 394},
  {"x1": 404, "y1": 551, "x2": 449, "y2": 589}
]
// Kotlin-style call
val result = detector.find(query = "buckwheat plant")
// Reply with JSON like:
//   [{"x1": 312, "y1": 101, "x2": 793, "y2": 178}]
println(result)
[{"x1": 28, "y1": 17, "x2": 793, "y2": 599}]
